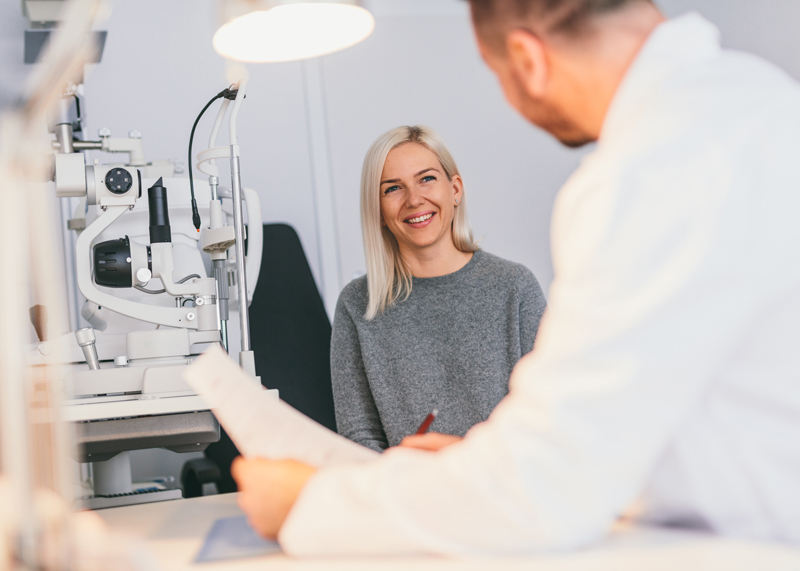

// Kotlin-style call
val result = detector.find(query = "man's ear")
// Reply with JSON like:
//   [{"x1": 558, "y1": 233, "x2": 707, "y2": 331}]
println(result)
[{"x1": 506, "y1": 29, "x2": 549, "y2": 98}]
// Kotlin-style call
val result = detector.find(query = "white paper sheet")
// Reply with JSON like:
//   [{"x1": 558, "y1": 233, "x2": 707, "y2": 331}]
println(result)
[{"x1": 183, "y1": 345, "x2": 379, "y2": 467}]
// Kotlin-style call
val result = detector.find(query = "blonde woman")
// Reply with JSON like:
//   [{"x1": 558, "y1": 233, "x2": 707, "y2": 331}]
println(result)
[{"x1": 331, "y1": 125, "x2": 546, "y2": 452}]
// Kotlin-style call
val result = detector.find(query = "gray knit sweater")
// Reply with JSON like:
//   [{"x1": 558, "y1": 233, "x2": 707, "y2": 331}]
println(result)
[{"x1": 330, "y1": 250, "x2": 547, "y2": 452}]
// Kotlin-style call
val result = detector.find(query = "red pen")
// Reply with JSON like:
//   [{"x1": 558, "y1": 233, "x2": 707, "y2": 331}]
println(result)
[{"x1": 415, "y1": 409, "x2": 439, "y2": 435}]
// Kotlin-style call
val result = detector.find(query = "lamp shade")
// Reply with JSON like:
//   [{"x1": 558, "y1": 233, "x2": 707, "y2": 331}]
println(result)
[{"x1": 213, "y1": 1, "x2": 374, "y2": 63}]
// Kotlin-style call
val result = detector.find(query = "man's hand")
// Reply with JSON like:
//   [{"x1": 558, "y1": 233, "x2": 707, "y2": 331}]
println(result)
[
  {"x1": 231, "y1": 457, "x2": 316, "y2": 539},
  {"x1": 398, "y1": 432, "x2": 463, "y2": 451}
]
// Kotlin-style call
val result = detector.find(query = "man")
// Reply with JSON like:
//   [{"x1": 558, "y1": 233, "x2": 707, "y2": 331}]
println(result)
[{"x1": 233, "y1": 0, "x2": 800, "y2": 555}]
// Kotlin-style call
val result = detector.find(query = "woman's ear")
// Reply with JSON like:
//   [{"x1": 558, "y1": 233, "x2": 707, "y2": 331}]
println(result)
[
  {"x1": 451, "y1": 174, "x2": 464, "y2": 205},
  {"x1": 506, "y1": 28, "x2": 549, "y2": 99}
]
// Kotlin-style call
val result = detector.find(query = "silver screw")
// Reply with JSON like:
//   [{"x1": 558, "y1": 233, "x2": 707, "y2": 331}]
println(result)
[
  {"x1": 128, "y1": 130, "x2": 142, "y2": 139},
  {"x1": 98, "y1": 127, "x2": 111, "y2": 138}
]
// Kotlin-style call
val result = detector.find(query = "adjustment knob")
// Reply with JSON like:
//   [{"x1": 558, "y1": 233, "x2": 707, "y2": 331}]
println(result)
[
  {"x1": 136, "y1": 268, "x2": 152, "y2": 285},
  {"x1": 93, "y1": 237, "x2": 132, "y2": 287},
  {"x1": 104, "y1": 167, "x2": 133, "y2": 194},
  {"x1": 75, "y1": 327, "x2": 100, "y2": 371}
]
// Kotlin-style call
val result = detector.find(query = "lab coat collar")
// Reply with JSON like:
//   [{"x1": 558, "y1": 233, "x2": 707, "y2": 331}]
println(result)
[{"x1": 599, "y1": 12, "x2": 722, "y2": 144}]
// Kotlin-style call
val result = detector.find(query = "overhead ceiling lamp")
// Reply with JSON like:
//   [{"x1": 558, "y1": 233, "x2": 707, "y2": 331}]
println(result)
[{"x1": 213, "y1": 0, "x2": 375, "y2": 63}]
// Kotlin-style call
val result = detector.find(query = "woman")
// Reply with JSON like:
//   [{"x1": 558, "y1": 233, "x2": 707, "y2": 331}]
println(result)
[{"x1": 332, "y1": 125, "x2": 546, "y2": 452}]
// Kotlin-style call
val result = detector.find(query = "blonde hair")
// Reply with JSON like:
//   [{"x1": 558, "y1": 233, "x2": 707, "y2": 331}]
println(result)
[{"x1": 360, "y1": 125, "x2": 479, "y2": 320}]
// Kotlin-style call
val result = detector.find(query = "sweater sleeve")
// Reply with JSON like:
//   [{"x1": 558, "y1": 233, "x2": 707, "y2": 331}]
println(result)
[
  {"x1": 518, "y1": 269, "x2": 547, "y2": 356},
  {"x1": 330, "y1": 294, "x2": 389, "y2": 452}
]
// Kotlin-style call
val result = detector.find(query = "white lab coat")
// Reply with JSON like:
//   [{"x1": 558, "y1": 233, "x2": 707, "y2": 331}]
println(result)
[{"x1": 279, "y1": 14, "x2": 800, "y2": 555}]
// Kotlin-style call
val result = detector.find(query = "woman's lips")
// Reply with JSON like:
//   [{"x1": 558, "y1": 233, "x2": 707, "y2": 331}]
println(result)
[{"x1": 404, "y1": 212, "x2": 435, "y2": 228}]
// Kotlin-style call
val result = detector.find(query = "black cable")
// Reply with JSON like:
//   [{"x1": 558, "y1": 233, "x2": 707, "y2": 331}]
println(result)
[{"x1": 188, "y1": 86, "x2": 242, "y2": 231}]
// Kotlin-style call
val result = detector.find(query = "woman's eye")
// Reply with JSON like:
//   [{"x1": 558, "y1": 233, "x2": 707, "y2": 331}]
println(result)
[
  {"x1": 421, "y1": 175, "x2": 436, "y2": 183},
  {"x1": 384, "y1": 185, "x2": 400, "y2": 194}
]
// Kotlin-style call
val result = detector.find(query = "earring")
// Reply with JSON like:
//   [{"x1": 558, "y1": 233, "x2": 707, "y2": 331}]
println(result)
[{"x1": 455, "y1": 199, "x2": 459, "y2": 205}]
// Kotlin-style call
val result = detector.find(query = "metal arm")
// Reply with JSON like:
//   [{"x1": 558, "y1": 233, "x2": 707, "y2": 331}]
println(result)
[
  {"x1": 228, "y1": 78, "x2": 252, "y2": 353},
  {"x1": 75, "y1": 206, "x2": 217, "y2": 330}
]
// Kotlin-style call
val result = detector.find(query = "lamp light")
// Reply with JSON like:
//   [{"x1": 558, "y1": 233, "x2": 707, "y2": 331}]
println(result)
[{"x1": 213, "y1": 0, "x2": 375, "y2": 63}]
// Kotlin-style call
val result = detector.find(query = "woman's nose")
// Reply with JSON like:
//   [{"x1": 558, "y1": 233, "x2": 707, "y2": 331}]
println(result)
[{"x1": 405, "y1": 187, "x2": 424, "y2": 208}]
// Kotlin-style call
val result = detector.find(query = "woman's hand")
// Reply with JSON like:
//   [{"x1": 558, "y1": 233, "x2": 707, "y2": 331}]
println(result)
[
  {"x1": 398, "y1": 432, "x2": 463, "y2": 451},
  {"x1": 231, "y1": 457, "x2": 316, "y2": 539}
]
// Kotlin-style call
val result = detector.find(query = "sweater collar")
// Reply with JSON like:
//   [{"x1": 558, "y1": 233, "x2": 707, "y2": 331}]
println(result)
[{"x1": 411, "y1": 250, "x2": 483, "y2": 287}]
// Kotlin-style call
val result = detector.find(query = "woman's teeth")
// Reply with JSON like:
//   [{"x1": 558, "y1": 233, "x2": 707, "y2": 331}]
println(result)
[{"x1": 407, "y1": 213, "x2": 433, "y2": 224}]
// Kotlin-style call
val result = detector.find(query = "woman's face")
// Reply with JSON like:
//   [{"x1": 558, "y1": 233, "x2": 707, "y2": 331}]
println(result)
[{"x1": 379, "y1": 143, "x2": 463, "y2": 255}]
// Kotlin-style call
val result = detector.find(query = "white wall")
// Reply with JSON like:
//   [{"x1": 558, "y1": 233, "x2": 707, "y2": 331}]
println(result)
[
  {"x1": 78, "y1": 0, "x2": 576, "y2": 315},
  {"x1": 5, "y1": 0, "x2": 800, "y2": 309},
  {"x1": 326, "y1": 0, "x2": 582, "y2": 296},
  {"x1": 0, "y1": 0, "x2": 583, "y2": 315}
]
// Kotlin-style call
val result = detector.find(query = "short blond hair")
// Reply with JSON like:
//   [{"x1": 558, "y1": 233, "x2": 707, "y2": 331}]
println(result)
[{"x1": 360, "y1": 125, "x2": 479, "y2": 320}]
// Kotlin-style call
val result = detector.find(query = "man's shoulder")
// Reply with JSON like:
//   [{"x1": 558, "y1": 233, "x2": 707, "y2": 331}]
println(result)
[
  {"x1": 665, "y1": 48, "x2": 800, "y2": 138},
  {"x1": 603, "y1": 57, "x2": 800, "y2": 183}
]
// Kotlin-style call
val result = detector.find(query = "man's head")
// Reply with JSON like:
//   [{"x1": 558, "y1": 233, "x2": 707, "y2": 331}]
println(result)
[{"x1": 468, "y1": 0, "x2": 664, "y2": 147}]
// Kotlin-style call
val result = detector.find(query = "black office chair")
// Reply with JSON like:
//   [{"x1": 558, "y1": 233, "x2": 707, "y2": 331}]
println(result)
[{"x1": 182, "y1": 223, "x2": 337, "y2": 497}]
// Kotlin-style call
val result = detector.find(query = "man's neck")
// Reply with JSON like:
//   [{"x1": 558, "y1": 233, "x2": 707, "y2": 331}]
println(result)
[{"x1": 555, "y1": 5, "x2": 666, "y2": 140}]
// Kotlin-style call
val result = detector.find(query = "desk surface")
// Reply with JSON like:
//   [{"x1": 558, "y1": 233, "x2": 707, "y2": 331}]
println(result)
[{"x1": 98, "y1": 494, "x2": 800, "y2": 570}]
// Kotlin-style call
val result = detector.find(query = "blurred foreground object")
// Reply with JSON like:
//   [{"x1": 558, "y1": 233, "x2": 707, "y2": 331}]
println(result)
[{"x1": 0, "y1": 0, "x2": 157, "y2": 568}]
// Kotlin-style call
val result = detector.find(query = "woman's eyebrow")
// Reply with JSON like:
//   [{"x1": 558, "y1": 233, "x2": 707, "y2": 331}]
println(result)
[
  {"x1": 380, "y1": 167, "x2": 441, "y2": 186},
  {"x1": 415, "y1": 168, "x2": 440, "y2": 177}
]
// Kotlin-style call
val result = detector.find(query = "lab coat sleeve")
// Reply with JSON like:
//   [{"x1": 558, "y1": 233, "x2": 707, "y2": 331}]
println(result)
[
  {"x1": 330, "y1": 297, "x2": 389, "y2": 452},
  {"x1": 280, "y1": 136, "x2": 761, "y2": 555}
]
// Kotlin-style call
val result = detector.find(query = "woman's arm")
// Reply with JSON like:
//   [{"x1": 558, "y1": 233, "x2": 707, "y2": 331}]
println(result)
[
  {"x1": 330, "y1": 297, "x2": 389, "y2": 452},
  {"x1": 518, "y1": 269, "x2": 547, "y2": 356}
]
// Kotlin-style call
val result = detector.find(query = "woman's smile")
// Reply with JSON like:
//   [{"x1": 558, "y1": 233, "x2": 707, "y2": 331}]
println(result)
[{"x1": 404, "y1": 211, "x2": 436, "y2": 227}]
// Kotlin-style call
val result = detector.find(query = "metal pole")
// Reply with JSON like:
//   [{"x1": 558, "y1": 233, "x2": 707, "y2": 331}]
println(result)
[
  {"x1": 220, "y1": 320, "x2": 229, "y2": 352},
  {"x1": 229, "y1": 146, "x2": 250, "y2": 352},
  {"x1": 212, "y1": 257, "x2": 229, "y2": 353}
]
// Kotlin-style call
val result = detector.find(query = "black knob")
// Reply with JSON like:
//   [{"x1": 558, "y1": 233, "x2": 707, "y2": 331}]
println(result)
[
  {"x1": 105, "y1": 167, "x2": 133, "y2": 194},
  {"x1": 94, "y1": 236, "x2": 132, "y2": 288}
]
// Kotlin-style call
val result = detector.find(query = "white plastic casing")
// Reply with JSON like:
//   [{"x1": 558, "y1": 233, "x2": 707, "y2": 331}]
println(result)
[
  {"x1": 54, "y1": 153, "x2": 88, "y2": 197},
  {"x1": 86, "y1": 164, "x2": 140, "y2": 207}
]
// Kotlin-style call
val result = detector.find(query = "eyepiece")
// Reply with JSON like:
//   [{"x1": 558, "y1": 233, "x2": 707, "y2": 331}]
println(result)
[{"x1": 148, "y1": 177, "x2": 172, "y2": 243}]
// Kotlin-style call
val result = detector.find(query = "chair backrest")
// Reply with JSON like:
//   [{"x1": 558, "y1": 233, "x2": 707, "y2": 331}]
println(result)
[{"x1": 203, "y1": 223, "x2": 336, "y2": 493}]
